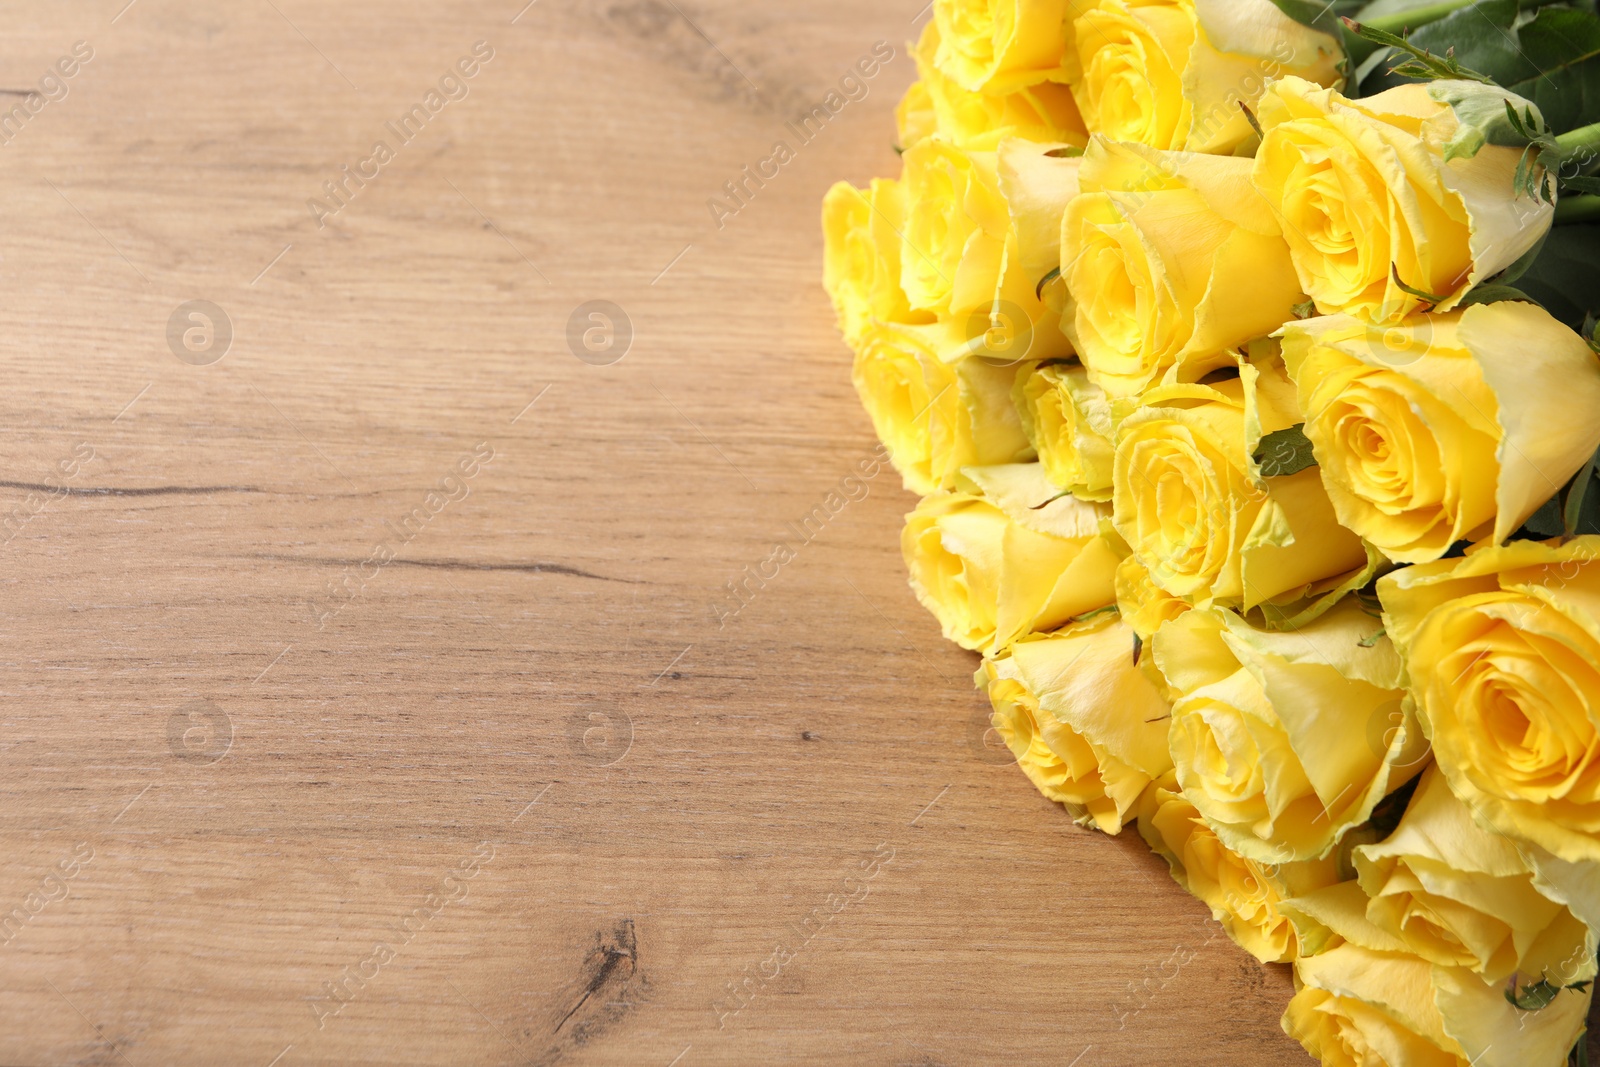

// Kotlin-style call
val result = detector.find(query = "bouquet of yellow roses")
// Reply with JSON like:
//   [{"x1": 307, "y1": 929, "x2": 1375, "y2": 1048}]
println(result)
[{"x1": 823, "y1": 1, "x2": 1600, "y2": 1063}]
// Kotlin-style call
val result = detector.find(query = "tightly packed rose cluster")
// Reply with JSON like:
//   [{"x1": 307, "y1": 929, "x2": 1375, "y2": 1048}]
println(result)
[{"x1": 823, "y1": 0, "x2": 1600, "y2": 1063}]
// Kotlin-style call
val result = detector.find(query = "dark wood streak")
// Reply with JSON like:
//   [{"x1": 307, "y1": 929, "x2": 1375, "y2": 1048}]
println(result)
[{"x1": 246, "y1": 554, "x2": 637, "y2": 582}]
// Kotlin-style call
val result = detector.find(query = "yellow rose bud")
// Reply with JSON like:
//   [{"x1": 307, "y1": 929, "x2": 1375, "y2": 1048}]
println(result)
[
  {"x1": 1062, "y1": 138, "x2": 1305, "y2": 397},
  {"x1": 1253, "y1": 77, "x2": 1554, "y2": 323},
  {"x1": 1154, "y1": 600, "x2": 1428, "y2": 863},
  {"x1": 822, "y1": 178, "x2": 928, "y2": 347},
  {"x1": 1284, "y1": 302, "x2": 1600, "y2": 564},
  {"x1": 1115, "y1": 552, "x2": 1190, "y2": 641},
  {"x1": 1354, "y1": 764, "x2": 1597, "y2": 988},
  {"x1": 1014, "y1": 361, "x2": 1114, "y2": 499},
  {"x1": 903, "y1": 463, "x2": 1119, "y2": 654},
  {"x1": 1111, "y1": 357, "x2": 1372, "y2": 612},
  {"x1": 980, "y1": 613, "x2": 1171, "y2": 833},
  {"x1": 1070, "y1": 0, "x2": 1342, "y2": 155},
  {"x1": 1138, "y1": 771, "x2": 1342, "y2": 963},
  {"x1": 932, "y1": 0, "x2": 1091, "y2": 95},
  {"x1": 904, "y1": 22, "x2": 1088, "y2": 152},
  {"x1": 853, "y1": 319, "x2": 1033, "y2": 495},
  {"x1": 1380, "y1": 537, "x2": 1600, "y2": 865},
  {"x1": 1282, "y1": 880, "x2": 1592, "y2": 1067}
]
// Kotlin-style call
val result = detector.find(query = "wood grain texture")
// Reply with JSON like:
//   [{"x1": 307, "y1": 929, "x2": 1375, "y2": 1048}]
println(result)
[{"x1": 0, "y1": 2, "x2": 1592, "y2": 1065}]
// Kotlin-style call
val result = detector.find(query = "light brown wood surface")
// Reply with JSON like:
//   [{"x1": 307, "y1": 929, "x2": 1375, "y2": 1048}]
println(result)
[{"x1": 0, "y1": 3, "x2": 1585, "y2": 1066}]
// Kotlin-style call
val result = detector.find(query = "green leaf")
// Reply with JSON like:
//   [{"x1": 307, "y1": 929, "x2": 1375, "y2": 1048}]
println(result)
[
  {"x1": 1524, "y1": 494, "x2": 1566, "y2": 537},
  {"x1": 1563, "y1": 174, "x2": 1600, "y2": 194},
  {"x1": 1513, "y1": 224, "x2": 1600, "y2": 330},
  {"x1": 1035, "y1": 266, "x2": 1062, "y2": 302},
  {"x1": 1391, "y1": 263, "x2": 1451, "y2": 303},
  {"x1": 1566, "y1": 448, "x2": 1600, "y2": 537},
  {"x1": 1043, "y1": 146, "x2": 1084, "y2": 158},
  {"x1": 1508, "y1": 977, "x2": 1564, "y2": 1011},
  {"x1": 1360, "y1": 3, "x2": 1600, "y2": 134},
  {"x1": 1071, "y1": 604, "x2": 1121, "y2": 623},
  {"x1": 1456, "y1": 283, "x2": 1541, "y2": 307},
  {"x1": 1365, "y1": 774, "x2": 1421, "y2": 840},
  {"x1": 1255, "y1": 425, "x2": 1319, "y2": 477},
  {"x1": 1359, "y1": 628, "x2": 1387, "y2": 647},
  {"x1": 1503, "y1": 8, "x2": 1600, "y2": 135},
  {"x1": 1273, "y1": 0, "x2": 1365, "y2": 27}
]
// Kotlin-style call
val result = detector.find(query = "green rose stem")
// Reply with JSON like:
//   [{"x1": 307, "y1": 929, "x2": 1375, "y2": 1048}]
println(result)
[
  {"x1": 1555, "y1": 195, "x2": 1600, "y2": 225},
  {"x1": 1558, "y1": 121, "x2": 1600, "y2": 166},
  {"x1": 1364, "y1": 0, "x2": 1565, "y2": 33},
  {"x1": 1554, "y1": 122, "x2": 1600, "y2": 223}
]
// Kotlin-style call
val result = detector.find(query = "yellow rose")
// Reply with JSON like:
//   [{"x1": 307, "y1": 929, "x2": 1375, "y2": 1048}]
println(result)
[
  {"x1": 1014, "y1": 361, "x2": 1114, "y2": 500},
  {"x1": 902, "y1": 22, "x2": 1088, "y2": 152},
  {"x1": 931, "y1": 0, "x2": 1091, "y2": 94},
  {"x1": 1062, "y1": 138, "x2": 1304, "y2": 397},
  {"x1": 1111, "y1": 356, "x2": 1373, "y2": 613},
  {"x1": 980, "y1": 613, "x2": 1171, "y2": 832},
  {"x1": 853, "y1": 319, "x2": 1033, "y2": 495},
  {"x1": 1115, "y1": 552, "x2": 1190, "y2": 641},
  {"x1": 1380, "y1": 537, "x2": 1600, "y2": 865},
  {"x1": 1253, "y1": 77, "x2": 1554, "y2": 322},
  {"x1": 1353, "y1": 764, "x2": 1597, "y2": 988},
  {"x1": 1283, "y1": 940, "x2": 1591, "y2": 1067},
  {"x1": 1282, "y1": 880, "x2": 1592, "y2": 1067},
  {"x1": 903, "y1": 463, "x2": 1120, "y2": 654},
  {"x1": 822, "y1": 178, "x2": 929, "y2": 347},
  {"x1": 1154, "y1": 599, "x2": 1428, "y2": 863},
  {"x1": 1071, "y1": 0, "x2": 1342, "y2": 155},
  {"x1": 1284, "y1": 302, "x2": 1600, "y2": 564},
  {"x1": 1138, "y1": 771, "x2": 1342, "y2": 963}
]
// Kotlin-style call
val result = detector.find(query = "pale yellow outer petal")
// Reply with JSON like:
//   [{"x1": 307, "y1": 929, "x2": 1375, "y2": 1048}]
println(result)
[
  {"x1": 981, "y1": 645, "x2": 1144, "y2": 831},
  {"x1": 1288, "y1": 942, "x2": 1463, "y2": 1063},
  {"x1": 1157, "y1": 601, "x2": 1421, "y2": 863},
  {"x1": 852, "y1": 322, "x2": 1032, "y2": 494},
  {"x1": 1354, "y1": 764, "x2": 1594, "y2": 985},
  {"x1": 997, "y1": 138, "x2": 1082, "y2": 289},
  {"x1": 896, "y1": 80, "x2": 939, "y2": 151},
  {"x1": 903, "y1": 472, "x2": 1117, "y2": 655},
  {"x1": 1432, "y1": 965, "x2": 1591, "y2": 1067},
  {"x1": 1459, "y1": 301, "x2": 1600, "y2": 544},
  {"x1": 1010, "y1": 616, "x2": 1172, "y2": 780},
  {"x1": 1139, "y1": 771, "x2": 1342, "y2": 964}
]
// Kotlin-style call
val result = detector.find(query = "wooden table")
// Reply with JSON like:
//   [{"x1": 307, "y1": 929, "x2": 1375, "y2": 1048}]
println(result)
[{"x1": 1, "y1": 2, "x2": 1589, "y2": 1064}]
